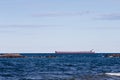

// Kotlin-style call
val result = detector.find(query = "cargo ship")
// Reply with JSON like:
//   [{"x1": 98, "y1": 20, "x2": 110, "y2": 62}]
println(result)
[{"x1": 55, "y1": 49, "x2": 95, "y2": 54}]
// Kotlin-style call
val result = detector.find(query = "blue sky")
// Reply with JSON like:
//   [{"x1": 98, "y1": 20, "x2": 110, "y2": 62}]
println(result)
[{"x1": 0, "y1": 0, "x2": 120, "y2": 53}]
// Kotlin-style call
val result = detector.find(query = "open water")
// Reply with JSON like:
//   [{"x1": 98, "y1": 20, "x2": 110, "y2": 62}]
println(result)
[{"x1": 0, "y1": 53, "x2": 120, "y2": 80}]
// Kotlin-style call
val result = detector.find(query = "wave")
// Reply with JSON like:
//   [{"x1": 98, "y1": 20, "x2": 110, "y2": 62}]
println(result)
[{"x1": 105, "y1": 73, "x2": 120, "y2": 76}]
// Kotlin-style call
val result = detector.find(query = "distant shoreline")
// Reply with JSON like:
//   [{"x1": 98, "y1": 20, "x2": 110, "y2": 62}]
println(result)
[{"x1": 1, "y1": 52, "x2": 120, "y2": 54}]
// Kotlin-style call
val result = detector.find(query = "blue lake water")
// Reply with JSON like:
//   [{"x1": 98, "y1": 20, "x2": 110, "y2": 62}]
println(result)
[{"x1": 0, "y1": 53, "x2": 120, "y2": 80}]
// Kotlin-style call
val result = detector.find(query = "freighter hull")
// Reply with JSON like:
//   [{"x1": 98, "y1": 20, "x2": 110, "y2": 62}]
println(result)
[{"x1": 55, "y1": 50, "x2": 95, "y2": 54}]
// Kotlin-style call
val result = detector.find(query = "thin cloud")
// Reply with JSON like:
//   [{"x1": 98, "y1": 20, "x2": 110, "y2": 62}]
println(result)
[
  {"x1": 97, "y1": 13, "x2": 120, "y2": 20},
  {"x1": 0, "y1": 25, "x2": 62, "y2": 34},
  {"x1": 0, "y1": 25, "x2": 119, "y2": 30},
  {"x1": 32, "y1": 11, "x2": 90, "y2": 17},
  {"x1": 0, "y1": 25, "x2": 60, "y2": 28}
]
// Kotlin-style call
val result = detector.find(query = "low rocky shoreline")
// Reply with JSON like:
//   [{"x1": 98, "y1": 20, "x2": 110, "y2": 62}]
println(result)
[
  {"x1": 0, "y1": 53, "x2": 25, "y2": 58},
  {"x1": 0, "y1": 53, "x2": 56, "y2": 58}
]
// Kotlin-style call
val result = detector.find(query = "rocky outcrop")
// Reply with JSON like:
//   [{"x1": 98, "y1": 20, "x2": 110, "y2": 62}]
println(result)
[{"x1": 0, "y1": 53, "x2": 25, "y2": 58}]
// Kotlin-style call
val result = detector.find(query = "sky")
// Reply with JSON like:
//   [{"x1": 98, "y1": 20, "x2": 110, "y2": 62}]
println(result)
[{"x1": 0, "y1": 0, "x2": 120, "y2": 53}]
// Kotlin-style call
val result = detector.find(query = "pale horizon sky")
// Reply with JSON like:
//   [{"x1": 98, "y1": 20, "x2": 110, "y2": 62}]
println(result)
[{"x1": 0, "y1": 0, "x2": 120, "y2": 53}]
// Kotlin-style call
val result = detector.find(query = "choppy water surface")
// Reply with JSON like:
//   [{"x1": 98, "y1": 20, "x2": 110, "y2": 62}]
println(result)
[{"x1": 0, "y1": 53, "x2": 120, "y2": 80}]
